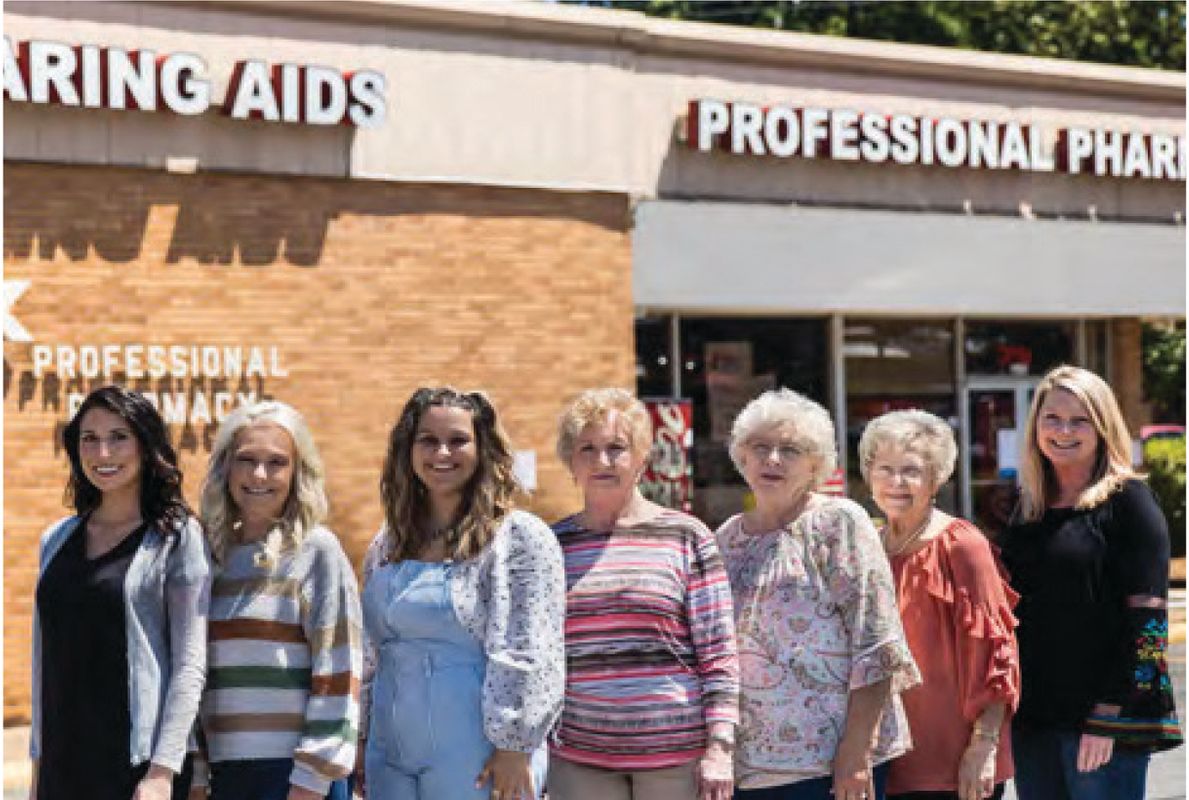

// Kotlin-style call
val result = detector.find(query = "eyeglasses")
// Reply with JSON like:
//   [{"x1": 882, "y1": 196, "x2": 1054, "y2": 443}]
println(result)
[
  {"x1": 870, "y1": 464, "x2": 928, "y2": 484},
  {"x1": 748, "y1": 441, "x2": 806, "y2": 461}
]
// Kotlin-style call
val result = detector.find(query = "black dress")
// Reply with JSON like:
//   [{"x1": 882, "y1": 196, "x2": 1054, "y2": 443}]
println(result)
[
  {"x1": 1001, "y1": 479, "x2": 1182, "y2": 752},
  {"x1": 35, "y1": 522, "x2": 192, "y2": 800}
]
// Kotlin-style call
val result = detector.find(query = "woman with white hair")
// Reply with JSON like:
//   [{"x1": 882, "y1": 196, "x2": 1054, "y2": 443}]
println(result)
[
  {"x1": 859, "y1": 410, "x2": 1020, "y2": 800},
  {"x1": 717, "y1": 388, "x2": 919, "y2": 800},
  {"x1": 190, "y1": 401, "x2": 361, "y2": 800},
  {"x1": 1001, "y1": 366, "x2": 1182, "y2": 800}
]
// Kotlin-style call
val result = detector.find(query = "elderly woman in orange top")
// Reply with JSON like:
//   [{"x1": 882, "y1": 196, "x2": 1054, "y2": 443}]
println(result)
[{"x1": 859, "y1": 410, "x2": 1020, "y2": 800}]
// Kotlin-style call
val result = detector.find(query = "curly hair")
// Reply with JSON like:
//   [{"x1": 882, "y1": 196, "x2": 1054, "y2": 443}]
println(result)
[
  {"x1": 858, "y1": 409, "x2": 958, "y2": 487},
  {"x1": 727, "y1": 387, "x2": 838, "y2": 489},
  {"x1": 200, "y1": 400, "x2": 328, "y2": 565},
  {"x1": 380, "y1": 387, "x2": 518, "y2": 562},
  {"x1": 555, "y1": 387, "x2": 652, "y2": 467},
  {"x1": 63, "y1": 385, "x2": 190, "y2": 534}
]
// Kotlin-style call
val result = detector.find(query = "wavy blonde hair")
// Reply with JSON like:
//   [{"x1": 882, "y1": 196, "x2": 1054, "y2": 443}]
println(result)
[
  {"x1": 200, "y1": 401, "x2": 328, "y2": 565},
  {"x1": 380, "y1": 387, "x2": 518, "y2": 562},
  {"x1": 555, "y1": 387, "x2": 652, "y2": 467},
  {"x1": 1018, "y1": 365, "x2": 1139, "y2": 522}
]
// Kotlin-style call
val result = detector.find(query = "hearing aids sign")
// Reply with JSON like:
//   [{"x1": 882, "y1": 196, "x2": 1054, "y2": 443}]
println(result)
[{"x1": 3, "y1": 37, "x2": 386, "y2": 127}]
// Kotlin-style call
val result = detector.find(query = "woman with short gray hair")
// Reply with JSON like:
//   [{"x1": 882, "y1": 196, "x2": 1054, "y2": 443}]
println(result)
[
  {"x1": 718, "y1": 388, "x2": 919, "y2": 800},
  {"x1": 859, "y1": 409, "x2": 1020, "y2": 800}
]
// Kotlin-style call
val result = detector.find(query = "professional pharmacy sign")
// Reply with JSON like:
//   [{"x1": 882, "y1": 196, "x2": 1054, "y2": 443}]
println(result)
[
  {"x1": 2, "y1": 37, "x2": 386, "y2": 127},
  {"x1": 686, "y1": 99, "x2": 1186, "y2": 181}
]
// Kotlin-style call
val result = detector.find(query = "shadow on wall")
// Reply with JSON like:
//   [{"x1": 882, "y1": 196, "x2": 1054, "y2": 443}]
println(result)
[{"x1": 3, "y1": 163, "x2": 631, "y2": 269}]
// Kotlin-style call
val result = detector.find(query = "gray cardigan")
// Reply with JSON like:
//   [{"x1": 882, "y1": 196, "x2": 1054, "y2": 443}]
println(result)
[
  {"x1": 361, "y1": 510, "x2": 566, "y2": 752},
  {"x1": 30, "y1": 514, "x2": 212, "y2": 772}
]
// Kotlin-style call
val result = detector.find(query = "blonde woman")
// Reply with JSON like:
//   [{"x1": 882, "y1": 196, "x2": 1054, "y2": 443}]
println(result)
[
  {"x1": 549, "y1": 388, "x2": 738, "y2": 800},
  {"x1": 859, "y1": 410, "x2": 1020, "y2": 800},
  {"x1": 360, "y1": 387, "x2": 565, "y2": 800},
  {"x1": 1001, "y1": 366, "x2": 1182, "y2": 800},
  {"x1": 717, "y1": 389, "x2": 919, "y2": 800},
  {"x1": 192, "y1": 401, "x2": 361, "y2": 800}
]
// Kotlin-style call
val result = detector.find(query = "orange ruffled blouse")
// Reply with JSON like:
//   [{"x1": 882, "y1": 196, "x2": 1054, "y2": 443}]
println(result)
[{"x1": 886, "y1": 518, "x2": 1021, "y2": 795}]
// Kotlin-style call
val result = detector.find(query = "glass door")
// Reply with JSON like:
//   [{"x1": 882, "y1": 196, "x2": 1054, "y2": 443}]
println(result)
[{"x1": 964, "y1": 378, "x2": 1036, "y2": 537}]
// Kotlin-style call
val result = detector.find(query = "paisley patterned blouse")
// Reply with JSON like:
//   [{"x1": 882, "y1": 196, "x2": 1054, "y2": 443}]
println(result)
[{"x1": 717, "y1": 497, "x2": 921, "y2": 790}]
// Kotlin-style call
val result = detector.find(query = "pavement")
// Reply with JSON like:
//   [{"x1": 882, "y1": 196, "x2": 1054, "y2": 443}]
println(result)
[{"x1": 5, "y1": 591, "x2": 1186, "y2": 799}]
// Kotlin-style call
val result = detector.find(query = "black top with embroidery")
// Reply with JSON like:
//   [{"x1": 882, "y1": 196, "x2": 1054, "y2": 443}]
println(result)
[{"x1": 1001, "y1": 479, "x2": 1181, "y2": 751}]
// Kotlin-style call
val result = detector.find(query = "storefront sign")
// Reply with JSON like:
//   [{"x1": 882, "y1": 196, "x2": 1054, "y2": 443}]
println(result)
[
  {"x1": 687, "y1": 99, "x2": 1186, "y2": 181},
  {"x1": 3, "y1": 37, "x2": 386, "y2": 127}
]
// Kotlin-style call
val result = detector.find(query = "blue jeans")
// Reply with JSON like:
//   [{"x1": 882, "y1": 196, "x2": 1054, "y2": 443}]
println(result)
[
  {"x1": 209, "y1": 759, "x2": 351, "y2": 800},
  {"x1": 1012, "y1": 728, "x2": 1150, "y2": 800},
  {"x1": 734, "y1": 762, "x2": 891, "y2": 800}
]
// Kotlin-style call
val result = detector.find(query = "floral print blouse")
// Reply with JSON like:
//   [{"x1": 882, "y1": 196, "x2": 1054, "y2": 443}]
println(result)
[{"x1": 717, "y1": 497, "x2": 921, "y2": 790}]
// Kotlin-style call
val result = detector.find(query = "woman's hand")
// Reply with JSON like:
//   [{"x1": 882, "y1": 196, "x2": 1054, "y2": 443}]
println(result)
[
  {"x1": 1077, "y1": 733, "x2": 1115, "y2": 773},
  {"x1": 286, "y1": 786, "x2": 322, "y2": 800},
  {"x1": 832, "y1": 748, "x2": 874, "y2": 800},
  {"x1": 132, "y1": 765, "x2": 175, "y2": 800},
  {"x1": 696, "y1": 740, "x2": 734, "y2": 800},
  {"x1": 475, "y1": 748, "x2": 534, "y2": 799},
  {"x1": 957, "y1": 737, "x2": 998, "y2": 800}
]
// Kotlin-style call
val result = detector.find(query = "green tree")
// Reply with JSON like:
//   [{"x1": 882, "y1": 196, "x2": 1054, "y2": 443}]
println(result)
[
  {"x1": 1143, "y1": 321, "x2": 1187, "y2": 424},
  {"x1": 575, "y1": 1, "x2": 1186, "y2": 71}
]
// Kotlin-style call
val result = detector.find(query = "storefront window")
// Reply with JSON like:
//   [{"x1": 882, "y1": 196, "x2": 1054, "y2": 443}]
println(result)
[
  {"x1": 678, "y1": 318, "x2": 828, "y2": 527},
  {"x1": 844, "y1": 319, "x2": 958, "y2": 517},
  {"x1": 964, "y1": 321, "x2": 1076, "y2": 376},
  {"x1": 635, "y1": 316, "x2": 673, "y2": 398}
]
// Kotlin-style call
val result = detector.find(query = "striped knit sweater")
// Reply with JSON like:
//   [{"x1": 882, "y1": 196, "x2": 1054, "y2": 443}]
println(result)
[
  {"x1": 551, "y1": 509, "x2": 740, "y2": 770},
  {"x1": 197, "y1": 526, "x2": 362, "y2": 794}
]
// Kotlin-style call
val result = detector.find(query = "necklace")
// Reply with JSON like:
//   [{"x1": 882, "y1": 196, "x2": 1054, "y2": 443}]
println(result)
[{"x1": 883, "y1": 508, "x2": 933, "y2": 557}]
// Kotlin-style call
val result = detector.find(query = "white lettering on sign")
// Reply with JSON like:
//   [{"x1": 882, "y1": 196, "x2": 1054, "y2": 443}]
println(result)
[
  {"x1": 4, "y1": 37, "x2": 387, "y2": 128},
  {"x1": 686, "y1": 99, "x2": 1185, "y2": 181},
  {"x1": 67, "y1": 389, "x2": 260, "y2": 424},
  {"x1": 30, "y1": 344, "x2": 288, "y2": 380}
]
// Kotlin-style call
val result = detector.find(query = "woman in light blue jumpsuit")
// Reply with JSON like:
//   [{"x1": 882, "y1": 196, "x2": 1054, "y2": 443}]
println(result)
[{"x1": 358, "y1": 387, "x2": 565, "y2": 800}]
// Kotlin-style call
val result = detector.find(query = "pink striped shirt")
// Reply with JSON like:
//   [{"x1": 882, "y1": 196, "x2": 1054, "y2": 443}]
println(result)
[{"x1": 551, "y1": 510, "x2": 739, "y2": 770}]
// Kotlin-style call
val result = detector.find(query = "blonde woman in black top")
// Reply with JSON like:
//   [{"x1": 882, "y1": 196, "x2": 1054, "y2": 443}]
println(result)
[{"x1": 1001, "y1": 366, "x2": 1182, "y2": 800}]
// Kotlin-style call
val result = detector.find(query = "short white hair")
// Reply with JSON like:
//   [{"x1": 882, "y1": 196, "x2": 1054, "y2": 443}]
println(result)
[
  {"x1": 858, "y1": 409, "x2": 957, "y2": 487},
  {"x1": 728, "y1": 388, "x2": 837, "y2": 489}
]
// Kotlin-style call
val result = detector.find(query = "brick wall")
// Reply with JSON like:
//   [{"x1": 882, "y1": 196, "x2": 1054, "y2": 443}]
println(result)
[{"x1": 3, "y1": 163, "x2": 634, "y2": 723}]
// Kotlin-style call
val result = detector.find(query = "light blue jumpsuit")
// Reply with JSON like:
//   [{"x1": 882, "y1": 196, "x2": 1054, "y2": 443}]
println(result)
[{"x1": 362, "y1": 560, "x2": 547, "y2": 799}]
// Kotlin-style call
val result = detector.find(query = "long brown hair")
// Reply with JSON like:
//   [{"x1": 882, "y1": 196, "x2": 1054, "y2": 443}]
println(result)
[{"x1": 380, "y1": 387, "x2": 518, "y2": 562}]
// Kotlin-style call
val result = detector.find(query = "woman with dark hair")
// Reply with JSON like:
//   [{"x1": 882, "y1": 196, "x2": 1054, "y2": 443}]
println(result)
[
  {"x1": 358, "y1": 387, "x2": 565, "y2": 800},
  {"x1": 30, "y1": 385, "x2": 212, "y2": 800}
]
